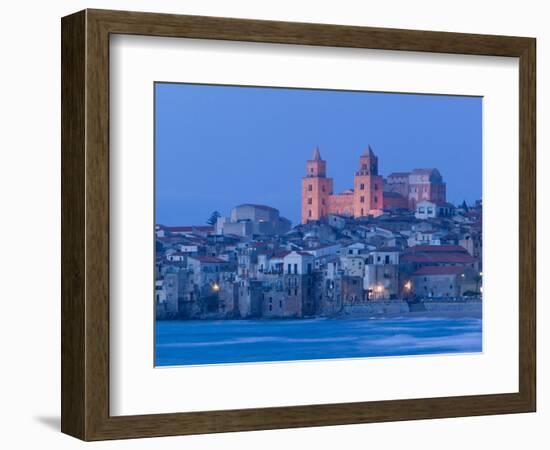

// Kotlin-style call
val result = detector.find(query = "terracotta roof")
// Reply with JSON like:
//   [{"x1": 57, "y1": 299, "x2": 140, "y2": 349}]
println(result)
[
  {"x1": 412, "y1": 266, "x2": 465, "y2": 276},
  {"x1": 401, "y1": 253, "x2": 476, "y2": 264},
  {"x1": 405, "y1": 245, "x2": 468, "y2": 254}
]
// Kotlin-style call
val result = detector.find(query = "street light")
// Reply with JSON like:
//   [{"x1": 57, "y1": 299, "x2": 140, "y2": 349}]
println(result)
[{"x1": 212, "y1": 282, "x2": 220, "y2": 292}]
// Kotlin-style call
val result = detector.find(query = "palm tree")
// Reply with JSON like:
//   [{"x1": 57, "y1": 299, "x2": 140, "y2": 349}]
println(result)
[{"x1": 207, "y1": 211, "x2": 221, "y2": 225}]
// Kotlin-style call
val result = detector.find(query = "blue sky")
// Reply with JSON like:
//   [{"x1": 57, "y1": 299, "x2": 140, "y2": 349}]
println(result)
[{"x1": 155, "y1": 83, "x2": 482, "y2": 226}]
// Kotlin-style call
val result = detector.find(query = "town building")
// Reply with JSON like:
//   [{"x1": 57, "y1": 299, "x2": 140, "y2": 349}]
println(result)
[
  {"x1": 415, "y1": 200, "x2": 455, "y2": 220},
  {"x1": 410, "y1": 266, "x2": 480, "y2": 298},
  {"x1": 301, "y1": 146, "x2": 383, "y2": 223},
  {"x1": 216, "y1": 204, "x2": 291, "y2": 237},
  {"x1": 386, "y1": 169, "x2": 447, "y2": 210},
  {"x1": 155, "y1": 146, "x2": 481, "y2": 320}
]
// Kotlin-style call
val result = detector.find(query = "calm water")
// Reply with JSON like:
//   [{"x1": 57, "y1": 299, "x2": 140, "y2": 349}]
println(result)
[{"x1": 155, "y1": 316, "x2": 482, "y2": 366}]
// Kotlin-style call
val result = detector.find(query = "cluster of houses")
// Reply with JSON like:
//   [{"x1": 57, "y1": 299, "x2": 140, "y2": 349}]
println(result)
[{"x1": 155, "y1": 201, "x2": 482, "y2": 320}]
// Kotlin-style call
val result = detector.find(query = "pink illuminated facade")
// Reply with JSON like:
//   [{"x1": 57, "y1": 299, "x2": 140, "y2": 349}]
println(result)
[{"x1": 301, "y1": 146, "x2": 447, "y2": 223}]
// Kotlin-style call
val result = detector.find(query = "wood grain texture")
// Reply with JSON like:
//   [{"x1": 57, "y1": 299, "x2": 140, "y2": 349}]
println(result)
[
  {"x1": 61, "y1": 8, "x2": 537, "y2": 441},
  {"x1": 61, "y1": 10, "x2": 86, "y2": 439}
]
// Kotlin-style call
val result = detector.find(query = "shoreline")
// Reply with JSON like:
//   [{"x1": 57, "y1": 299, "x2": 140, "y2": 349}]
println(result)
[{"x1": 157, "y1": 308, "x2": 482, "y2": 322}]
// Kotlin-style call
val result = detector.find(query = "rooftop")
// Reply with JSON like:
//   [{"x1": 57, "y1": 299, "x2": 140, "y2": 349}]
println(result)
[
  {"x1": 188, "y1": 255, "x2": 226, "y2": 264},
  {"x1": 412, "y1": 266, "x2": 465, "y2": 276},
  {"x1": 161, "y1": 225, "x2": 214, "y2": 233},
  {"x1": 387, "y1": 172, "x2": 411, "y2": 178},
  {"x1": 401, "y1": 253, "x2": 476, "y2": 264},
  {"x1": 235, "y1": 203, "x2": 278, "y2": 212},
  {"x1": 405, "y1": 244, "x2": 468, "y2": 254}
]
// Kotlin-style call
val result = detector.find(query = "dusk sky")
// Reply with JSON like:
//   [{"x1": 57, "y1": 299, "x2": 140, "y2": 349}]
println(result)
[{"x1": 155, "y1": 83, "x2": 482, "y2": 226}]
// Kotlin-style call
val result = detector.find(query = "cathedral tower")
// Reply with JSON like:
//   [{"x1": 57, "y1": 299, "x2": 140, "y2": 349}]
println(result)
[
  {"x1": 301, "y1": 147, "x2": 333, "y2": 223},
  {"x1": 353, "y1": 145, "x2": 383, "y2": 217}
]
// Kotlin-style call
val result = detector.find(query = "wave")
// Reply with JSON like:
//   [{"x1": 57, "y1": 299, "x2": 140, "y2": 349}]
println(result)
[
  {"x1": 159, "y1": 335, "x2": 358, "y2": 348},
  {"x1": 361, "y1": 332, "x2": 482, "y2": 351}
]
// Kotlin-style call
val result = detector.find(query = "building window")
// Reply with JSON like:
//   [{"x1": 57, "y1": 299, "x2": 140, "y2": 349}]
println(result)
[
  {"x1": 308, "y1": 184, "x2": 312, "y2": 191},
  {"x1": 322, "y1": 185, "x2": 325, "y2": 192},
  {"x1": 385, "y1": 255, "x2": 390, "y2": 264},
  {"x1": 279, "y1": 300, "x2": 283, "y2": 308},
  {"x1": 361, "y1": 208, "x2": 364, "y2": 216},
  {"x1": 321, "y1": 199, "x2": 325, "y2": 205},
  {"x1": 360, "y1": 196, "x2": 365, "y2": 203},
  {"x1": 360, "y1": 183, "x2": 365, "y2": 190},
  {"x1": 374, "y1": 196, "x2": 378, "y2": 203},
  {"x1": 294, "y1": 288, "x2": 298, "y2": 296},
  {"x1": 374, "y1": 183, "x2": 378, "y2": 190},
  {"x1": 308, "y1": 198, "x2": 312, "y2": 205},
  {"x1": 294, "y1": 263, "x2": 298, "y2": 274},
  {"x1": 287, "y1": 264, "x2": 291, "y2": 274},
  {"x1": 308, "y1": 210, "x2": 312, "y2": 218}
]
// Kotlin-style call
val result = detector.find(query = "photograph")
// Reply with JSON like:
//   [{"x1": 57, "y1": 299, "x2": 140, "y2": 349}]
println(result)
[{"x1": 154, "y1": 83, "x2": 483, "y2": 366}]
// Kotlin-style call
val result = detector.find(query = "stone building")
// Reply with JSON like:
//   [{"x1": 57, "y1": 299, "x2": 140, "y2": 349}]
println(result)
[
  {"x1": 216, "y1": 204, "x2": 291, "y2": 237},
  {"x1": 364, "y1": 248, "x2": 400, "y2": 300},
  {"x1": 410, "y1": 266, "x2": 479, "y2": 298},
  {"x1": 301, "y1": 146, "x2": 383, "y2": 223},
  {"x1": 386, "y1": 169, "x2": 447, "y2": 210},
  {"x1": 301, "y1": 146, "x2": 447, "y2": 223}
]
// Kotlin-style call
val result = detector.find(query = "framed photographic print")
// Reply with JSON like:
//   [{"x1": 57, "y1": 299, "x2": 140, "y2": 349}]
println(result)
[{"x1": 61, "y1": 9, "x2": 536, "y2": 441}]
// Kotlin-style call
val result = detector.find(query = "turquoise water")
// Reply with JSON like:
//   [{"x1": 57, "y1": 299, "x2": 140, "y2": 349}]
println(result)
[{"x1": 155, "y1": 316, "x2": 482, "y2": 366}]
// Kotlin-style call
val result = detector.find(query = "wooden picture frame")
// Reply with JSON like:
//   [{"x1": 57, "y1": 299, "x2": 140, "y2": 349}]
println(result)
[{"x1": 61, "y1": 9, "x2": 536, "y2": 441}]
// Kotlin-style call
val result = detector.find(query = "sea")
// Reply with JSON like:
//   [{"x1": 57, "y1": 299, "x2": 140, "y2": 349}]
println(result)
[{"x1": 155, "y1": 315, "x2": 482, "y2": 366}]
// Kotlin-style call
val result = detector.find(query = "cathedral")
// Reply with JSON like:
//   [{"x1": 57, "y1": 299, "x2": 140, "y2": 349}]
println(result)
[{"x1": 301, "y1": 146, "x2": 446, "y2": 224}]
